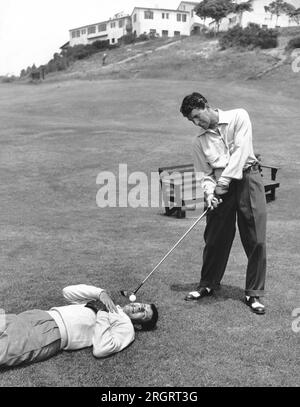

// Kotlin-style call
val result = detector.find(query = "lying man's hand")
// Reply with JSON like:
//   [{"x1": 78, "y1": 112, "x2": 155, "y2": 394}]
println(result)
[
  {"x1": 205, "y1": 193, "x2": 221, "y2": 210},
  {"x1": 99, "y1": 291, "x2": 119, "y2": 313}
]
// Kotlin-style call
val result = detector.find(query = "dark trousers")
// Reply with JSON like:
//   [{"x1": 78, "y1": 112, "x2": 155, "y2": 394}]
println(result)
[{"x1": 199, "y1": 167, "x2": 267, "y2": 296}]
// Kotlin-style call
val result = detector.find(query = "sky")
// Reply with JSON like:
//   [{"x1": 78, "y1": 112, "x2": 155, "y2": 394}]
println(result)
[{"x1": 0, "y1": 0, "x2": 184, "y2": 76}]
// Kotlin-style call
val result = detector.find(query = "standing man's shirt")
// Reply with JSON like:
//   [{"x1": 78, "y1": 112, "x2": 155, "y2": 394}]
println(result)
[
  {"x1": 47, "y1": 284, "x2": 135, "y2": 357},
  {"x1": 192, "y1": 109, "x2": 257, "y2": 195}
]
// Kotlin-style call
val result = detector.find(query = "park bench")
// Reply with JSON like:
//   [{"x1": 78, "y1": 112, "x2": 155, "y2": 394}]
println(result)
[{"x1": 158, "y1": 162, "x2": 280, "y2": 218}]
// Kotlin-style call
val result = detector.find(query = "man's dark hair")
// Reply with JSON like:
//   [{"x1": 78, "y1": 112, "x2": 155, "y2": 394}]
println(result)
[
  {"x1": 180, "y1": 92, "x2": 208, "y2": 117},
  {"x1": 139, "y1": 304, "x2": 158, "y2": 331}
]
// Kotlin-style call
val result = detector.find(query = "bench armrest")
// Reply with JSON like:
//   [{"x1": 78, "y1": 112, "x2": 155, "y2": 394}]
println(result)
[{"x1": 260, "y1": 165, "x2": 280, "y2": 181}]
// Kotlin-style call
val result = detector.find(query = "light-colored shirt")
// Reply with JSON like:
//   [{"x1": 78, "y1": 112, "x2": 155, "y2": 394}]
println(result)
[
  {"x1": 192, "y1": 109, "x2": 257, "y2": 195},
  {"x1": 47, "y1": 284, "x2": 135, "y2": 358}
]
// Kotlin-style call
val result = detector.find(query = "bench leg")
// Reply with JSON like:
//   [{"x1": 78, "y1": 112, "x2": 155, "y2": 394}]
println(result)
[
  {"x1": 176, "y1": 208, "x2": 186, "y2": 218},
  {"x1": 270, "y1": 188, "x2": 276, "y2": 201}
]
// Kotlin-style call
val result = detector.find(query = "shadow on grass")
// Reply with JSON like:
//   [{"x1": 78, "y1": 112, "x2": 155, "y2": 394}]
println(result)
[{"x1": 170, "y1": 283, "x2": 245, "y2": 303}]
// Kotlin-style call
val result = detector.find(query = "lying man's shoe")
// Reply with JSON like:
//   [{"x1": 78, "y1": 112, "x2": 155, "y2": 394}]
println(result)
[
  {"x1": 245, "y1": 296, "x2": 265, "y2": 315},
  {"x1": 184, "y1": 287, "x2": 213, "y2": 301}
]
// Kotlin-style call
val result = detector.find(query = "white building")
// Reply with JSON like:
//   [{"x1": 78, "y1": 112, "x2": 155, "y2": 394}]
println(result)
[
  {"x1": 68, "y1": 2, "x2": 205, "y2": 47},
  {"x1": 69, "y1": 13, "x2": 131, "y2": 46},
  {"x1": 67, "y1": 0, "x2": 300, "y2": 48},
  {"x1": 212, "y1": 0, "x2": 300, "y2": 32},
  {"x1": 177, "y1": 1, "x2": 212, "y2": 33},
  {"x1": 131, "y1": 7, "x2": 190, "y2": 38}
]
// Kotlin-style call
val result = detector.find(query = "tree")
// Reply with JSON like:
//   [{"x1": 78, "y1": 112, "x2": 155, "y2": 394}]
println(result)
[
  {"x1": 266, "y1": 0, "x2": 295, "y2": 26},
  {"x1": 195, "y1": 0, "x2": 234, "y2": 33},
  {"x1": 233, "y1": 0, "x2": 253, "y2": 26},
  {"x1": 20, "y1": 69, "x2": 27, "y2": 78},
  {"x1": 288, "y1": 7, "x2": 300, "y2": 25}
]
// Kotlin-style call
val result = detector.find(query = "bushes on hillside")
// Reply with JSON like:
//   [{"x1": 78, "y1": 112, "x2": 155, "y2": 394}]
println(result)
[
  {"x1": 219, "y1": 24, "x2": 278, "y2": 50},
  {"x1": 285, "y1": 36, "x2": 300, "y2": 50}
]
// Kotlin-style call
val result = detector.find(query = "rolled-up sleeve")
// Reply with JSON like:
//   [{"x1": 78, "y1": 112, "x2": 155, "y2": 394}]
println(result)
[
  {"x1": 62, "y1": 284, "x2": 104, "y2": 304},
  {"x1": 218, "y1": 109, "x2": 252, "y2": 183},
  {"x1": 192, "y1": 136, "x2": 216, "y2": 195}
]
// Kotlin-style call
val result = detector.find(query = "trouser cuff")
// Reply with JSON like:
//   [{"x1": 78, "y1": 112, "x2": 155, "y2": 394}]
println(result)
[{"x1": 245, "y1": 289, "x2": 265, "y2": 297}]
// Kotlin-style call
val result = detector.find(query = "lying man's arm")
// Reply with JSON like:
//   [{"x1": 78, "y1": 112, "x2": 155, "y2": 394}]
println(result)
[
  {"x1": 63, "y1": 284, "x2": 118, "y2": 313},
  {"x1": 92, "y1": 310, "x2": 135, "y2": 358},
  {"x1": 63, "y1": 284, "x2": 105, "y2": 303}
]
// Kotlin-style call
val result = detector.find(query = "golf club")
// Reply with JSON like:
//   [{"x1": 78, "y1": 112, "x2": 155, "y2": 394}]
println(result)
[{"x1": 120, "y1": 207, "x2": 210, "y2": 300}]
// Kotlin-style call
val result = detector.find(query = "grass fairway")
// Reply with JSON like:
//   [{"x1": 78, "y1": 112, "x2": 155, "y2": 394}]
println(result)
[{"x1": 0, "y1": 77, "x2": 299, "y2": 387}]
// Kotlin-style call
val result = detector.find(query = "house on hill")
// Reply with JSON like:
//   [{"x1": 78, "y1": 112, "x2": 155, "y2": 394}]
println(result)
[
  {"x1": 210, "y1": 0, "x2": 300, "y2": 32},
  {"x1": 66, "y1": 0, "x2": 300, "y2": 49},
  {"x1": 68, "y1": 2, "x2": 205, "y2": 48},
  {"x1": 177, "y1": 1, "x2": 212, "y2": 34},
  {"x1": 130, "y1": 6, "x2": 190, "y2": 38},
  {"x1": 69, "y1": 13, "x2": 131, "y2": 47}
]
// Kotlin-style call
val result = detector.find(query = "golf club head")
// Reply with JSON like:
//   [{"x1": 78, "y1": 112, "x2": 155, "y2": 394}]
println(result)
[{"x1": 120, "y1": 290, "x2": 138, "y2": 302}]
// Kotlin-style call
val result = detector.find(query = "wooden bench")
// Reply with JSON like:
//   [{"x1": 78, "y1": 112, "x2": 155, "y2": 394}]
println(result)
[{"x1": 158, "y1": 163, "x2": 280, "y2": 218}]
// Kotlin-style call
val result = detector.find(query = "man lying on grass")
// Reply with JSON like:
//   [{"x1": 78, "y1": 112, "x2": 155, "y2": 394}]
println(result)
[{"x1": 0, "y1": 284, "x2": 158, "y2": 368}]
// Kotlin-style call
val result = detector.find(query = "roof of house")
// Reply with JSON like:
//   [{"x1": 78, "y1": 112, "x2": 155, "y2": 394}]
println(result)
[
  {"x1": 70, "y1": 15, "x2": 130, "y2": 32},
  {"x1": 131, "y1": 7, "x2": 189, "y2": 14},
  {"x1": 60, "y1": 41, "x2": 70, "y2": 49},
  {"x1": 178, "y1": 1, "x2": 199, "y2": 5}
]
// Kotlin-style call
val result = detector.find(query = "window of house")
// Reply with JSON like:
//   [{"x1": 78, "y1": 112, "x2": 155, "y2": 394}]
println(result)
[
  {"x1": 76, "y1": 30, "x2": 80, "y2": 37},
  {"x1": 182, "y1": 14, "x2": 187, "y2": 22},
  {"x1": 174, "y1": 31, "x2": 180, "y2": 36},
  {"x1": 81, "y1": 29, "x2": 86, "y2": 35},
  {"x1": 119, "y1": 20, "x2": 124, "y2": 28},
  {"x1": 177, "y1": 14, "x2": 182, "y2": 22},
  {"x1": 111, "y1": 22, "x2": 116, "y2": 28},
  {"x1": 166, "y1": 13, "x2": 169, "y2": 19},
  {"x1": 98, "y1": 24, "x2": 107, "y2": 32},
  {"x1": 112, "y1": 38, "x2": 115, "y2": 43},
  {"x1": 133, "y1": 14, "x2": 137, "y2": 23},
  {"x1": 162, "y1": 30, "x2": 168, "y2": 36},
  {"x1": 88, "y1": 26, "x2": 96, "y2": 35},
  {"x1": 144, "y1": 10, "x2": 154, "y2": 19},
  {"x1": 162, "y1": 13, "x2": 165, "y2": 19},
  {"x1": 71, "y1": 31, "x2": 76, "y2": 38}
]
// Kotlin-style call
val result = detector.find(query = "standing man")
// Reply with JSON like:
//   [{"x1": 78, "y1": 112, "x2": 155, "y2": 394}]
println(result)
[
  {"x1": 0, "y1": 284, "x2": 158, "y2": 368},
  {"x1": 180, "y1": 92, "x2": 267, "y2": 315}
]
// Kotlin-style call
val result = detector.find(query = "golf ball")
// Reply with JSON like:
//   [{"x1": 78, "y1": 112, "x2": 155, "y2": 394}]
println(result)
[{"x1": 129, "y1": 294, "x2": 136, "y2": 302}]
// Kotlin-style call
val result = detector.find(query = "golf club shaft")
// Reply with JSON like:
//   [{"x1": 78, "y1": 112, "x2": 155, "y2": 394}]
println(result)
[{"x1": 133, "y1": 208, "x2": 209, "y2": 294}]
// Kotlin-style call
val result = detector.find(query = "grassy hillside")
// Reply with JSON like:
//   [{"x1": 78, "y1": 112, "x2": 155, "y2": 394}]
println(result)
[{"x1": 39, "y1": 27, "x2": 300, "y2": 91}]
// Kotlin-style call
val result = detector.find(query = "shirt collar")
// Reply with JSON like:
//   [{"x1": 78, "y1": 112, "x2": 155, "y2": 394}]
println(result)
[
  {"x1": 196, "y1": 109, "x2": 230, "y2": 136},
  {"x1": 217, "y1": 109, "x2": 230, "y2": 125}
]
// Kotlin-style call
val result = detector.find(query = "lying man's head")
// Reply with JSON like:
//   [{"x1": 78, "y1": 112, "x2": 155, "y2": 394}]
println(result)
[{"x1": 123, "y1": 303, "x2": 158, "y2": 331}]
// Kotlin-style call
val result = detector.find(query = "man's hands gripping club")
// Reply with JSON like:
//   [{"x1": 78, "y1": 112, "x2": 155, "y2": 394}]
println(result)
[{"x1": 205, "y1": 181, "x2": 230, "y2": 210}]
